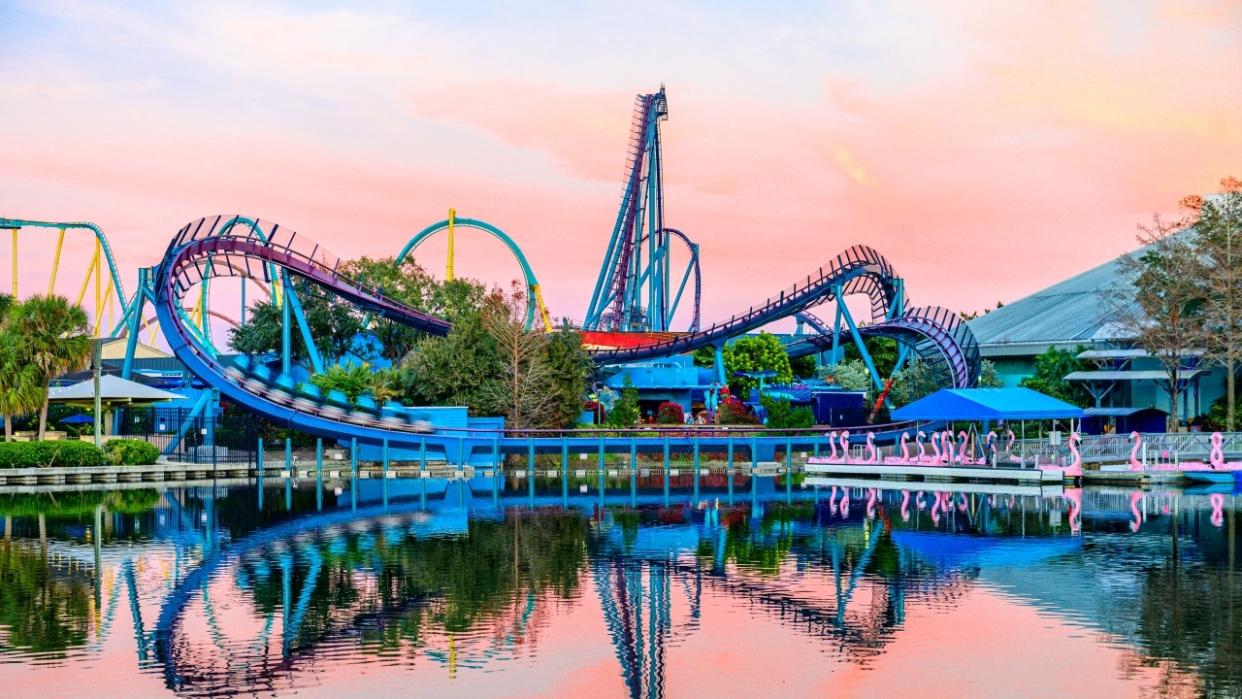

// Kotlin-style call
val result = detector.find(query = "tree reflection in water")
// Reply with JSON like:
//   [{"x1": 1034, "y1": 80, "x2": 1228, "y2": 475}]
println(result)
[
  {"x1": 0, "y1": 540, "x2": 92, "y2": 653},
  {"x1": 239, "y1": 509, "x2": 590, "y2": 654}
]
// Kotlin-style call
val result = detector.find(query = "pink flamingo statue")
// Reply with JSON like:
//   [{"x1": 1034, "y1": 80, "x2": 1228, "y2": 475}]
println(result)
[
  {"x1": 942, "y1": 431, "x2": 955, "y2": 465},
  {"x1": 928, "y1": 432, "x2": 942, "y2": 465},
  {"x1": 827, "y1": 432, "x2": 839, "y2": 462},
  {"x1": 1066, "y1": 432, "x2": 1083, "y2": 477},
  {"x1": 1210, "y1": 493, "x2": 1225, "y2": 528},
  {"x1": 1128, "y1": 491, "x2": 1144, "y2": 533},
  {"x1": 915, "y1": 431, "x2": 928, "y2": 463},
  {"x1": 1040, "y1": 432, "x2": 1083, "y2": 477},
  {"x1": 898, "y1": 432, "x2": 911, "y2": 464},
  {"x1": 900, "y1": 490, "x2": 911, "y2": 521},
  {"x1": 1129, "y1": 432, "x2": 1144, "y2": 472},
  {"x1": 865, "y1": 433, "x2": 878, "y2": 463},
  {"x1": 1210, "y1": 432, "x2": 1225, "y2": 470},
  {"x1": 839, "y1": 431, "x2": 851, "y2": 464},
  {"x1": 1006, "y1": 430, "x2": 1021, "y2": 463},
  {"x1": 957, "y1": 431, "x2": 971, "y2": 464}
]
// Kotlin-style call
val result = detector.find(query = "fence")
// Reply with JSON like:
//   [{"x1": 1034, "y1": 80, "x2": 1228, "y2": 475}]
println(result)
[
  {"x1": 1012, "y1": 431, "x2": 1242, "y2": 466},
  {"x1": 114, "y1": 405, "x2": 259, "y2": 465}
]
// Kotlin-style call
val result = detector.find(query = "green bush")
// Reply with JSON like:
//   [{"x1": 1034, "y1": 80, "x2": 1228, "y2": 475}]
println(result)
[
  {"x1": 104, "y1": 438, "x2": 160, "y2": 466},
  {"x1": 760, "y1": 395, "x2": 815, "y2": 429},
  {"x1": 0, "y1": 441, "x2": 106, "y2": 468}
]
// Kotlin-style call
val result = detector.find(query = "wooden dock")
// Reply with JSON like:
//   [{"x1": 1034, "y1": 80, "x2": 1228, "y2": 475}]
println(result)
[
  {"x1": 0, "y1": 462, "x2": 253, "y2": 486},
  {"x1": 803, "y1": 460, "x2": 1065, "y2": 484},
  {"x1": 804, "y1": 475, "x2": 1063, "y2": 497}
]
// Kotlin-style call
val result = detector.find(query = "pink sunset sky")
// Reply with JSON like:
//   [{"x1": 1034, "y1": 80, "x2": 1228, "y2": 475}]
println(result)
[{"x1": 3, "y1": 0, "x2": 1241, "y2": 329}]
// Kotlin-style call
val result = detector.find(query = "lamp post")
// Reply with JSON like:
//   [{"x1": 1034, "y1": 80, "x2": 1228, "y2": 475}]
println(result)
[{"x1": 92, "y1": 338, "x2": 103, "y2": 448}]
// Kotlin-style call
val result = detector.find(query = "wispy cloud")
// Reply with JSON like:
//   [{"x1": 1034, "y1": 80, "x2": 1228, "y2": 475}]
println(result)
[{"x1": 2, "y1": 0, "x2": 1241, "y2": 323}]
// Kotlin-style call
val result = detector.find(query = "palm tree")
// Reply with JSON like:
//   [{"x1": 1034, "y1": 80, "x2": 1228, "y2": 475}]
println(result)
[
  {"x1": 0, "y1": 333, "x2": 43, "y2": 440},
  {"x1": 5, "y1": 295, "x2": 93, "y2": 440},
  {"x1": 0, "y1": 294, "x2": 45, "y2": 440}
]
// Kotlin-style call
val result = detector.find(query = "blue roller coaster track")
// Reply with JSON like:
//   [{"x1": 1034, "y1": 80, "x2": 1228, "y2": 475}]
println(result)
[{"x1": 6, "y1": 86, "x2": 982, "y2": 456}]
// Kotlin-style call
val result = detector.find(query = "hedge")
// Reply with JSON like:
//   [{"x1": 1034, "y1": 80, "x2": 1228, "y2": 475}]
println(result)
[
  {"x1": 104, "y1": 439, "x2": 160, "y2": 466},
  {"x1": 0, "y1": 441, "x2": 106, "y2": 468}
]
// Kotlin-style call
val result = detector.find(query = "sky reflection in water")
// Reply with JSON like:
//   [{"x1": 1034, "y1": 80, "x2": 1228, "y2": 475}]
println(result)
[{"x1": 0, "y1": 476, "x2": 1238, "y2": 698}]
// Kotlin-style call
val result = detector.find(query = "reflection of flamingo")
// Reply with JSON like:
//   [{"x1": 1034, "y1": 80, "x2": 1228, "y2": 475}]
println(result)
[
  {"x1": 930, "y1": 491, "x2": 942, "y2": 524},
  {"x1": 865, "y1": 433, "x2": 878, "y2": 464},
  {"x1": 1210, "y1": 432, "x2": 1225, "y2": 470},
  {"x1": 1210, "y1": 493, "x2": 1225, "y2": 527},
  {"x1": 839, "y1": 488, "x2": 850, "y2": 517},
  {"x1": 900, "y1": 490, "x2": 911, "y2": 522},
  {"x1": 915, "y1": 491, "x2": 927, "y2": 510},
  {"x1": 1064, "y1": 488, "x2": 1082, "y2": 534},
  {"x1": 839, "y1": 431, "x2": 851, "y2": 464},
  {"x1": 916, "y1": 431, "x2": 927, "y2": 463},
  {"x1": 828, "y1": 485, "x2": 839, "y2": 509},
  {"x1": 1129, "y1": 432, "x2": 1143, "y2": 472},
  {"x1": 866, "y1": 488, "x2": 878, "y2": 519},
  {"x1": 1128, "y1": 491, "x2": 1144, "y2": 533},
  {"x1": 828, "y1": 432, "x2": 839, "y2": 461}
]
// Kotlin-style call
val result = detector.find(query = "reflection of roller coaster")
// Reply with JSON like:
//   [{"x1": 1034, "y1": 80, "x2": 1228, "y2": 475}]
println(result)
[
  {"x1": 3, "y1": 85, "x2": 980, "y2": 453},
  {"x1": 149, "y1": 484, "x2": 1064, "y2": 695}
]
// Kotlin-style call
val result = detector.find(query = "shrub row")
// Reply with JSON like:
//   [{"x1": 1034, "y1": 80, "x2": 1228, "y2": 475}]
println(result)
[
  {"x1": 104, "y1": 439, "x2": 160, "y2": 466},
  {"x1": 0, "y1": 441, "x2": 106, "y2": 468}
]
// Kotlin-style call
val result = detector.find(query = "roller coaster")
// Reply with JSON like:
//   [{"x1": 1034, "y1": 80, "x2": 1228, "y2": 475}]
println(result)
[{"x1": 1, "y1": 85, "x2": 980, "y2": 454}]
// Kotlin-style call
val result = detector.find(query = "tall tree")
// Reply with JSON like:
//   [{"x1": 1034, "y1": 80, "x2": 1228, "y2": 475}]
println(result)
[
  {"x1": 5, "y1": 296, "x2": 93, "y2": 439},
  {"x1": 399, "y1": 313, "x2": 498, "y2": 411},
  {"x1": 1188, "y1": 177, "x2": 1242, "y2": 430},
  {"x1": 478, "y1": 288, "x2": 557, "y2": 429},
  {"x1": 339, "y1": 256, "x2": 479, "y2": 364},
  {"x1": 1019, "y1": 347, "x2": 1090, "y2": 406},
  {"x1": 723, "y1": 333, "x2": 793, "y2": 398},
  {"x1": 541, "y1": 323, "x2": 593, "y2": 428},
  {"x1": 228, "y1": 279, "x2": 363, "y2": 364},
  {"x1": 1109, "y1": 216, "x2": 1206, "y2": 430}
]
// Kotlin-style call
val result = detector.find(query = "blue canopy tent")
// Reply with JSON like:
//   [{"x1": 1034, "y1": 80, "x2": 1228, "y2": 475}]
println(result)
[{"x1": 892, "y1": 388, "x2": 1084, "y2": 422}]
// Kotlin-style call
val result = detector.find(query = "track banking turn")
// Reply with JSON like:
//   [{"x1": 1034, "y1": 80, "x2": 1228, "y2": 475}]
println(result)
[{"x1": 155, "y1": 214, "x2": 967, "y2": 450}]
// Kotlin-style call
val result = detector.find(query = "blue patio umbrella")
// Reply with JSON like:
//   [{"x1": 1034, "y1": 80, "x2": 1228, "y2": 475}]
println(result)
[{"x1": 59, "y1": 413, "x2": 95, "y2": 425}]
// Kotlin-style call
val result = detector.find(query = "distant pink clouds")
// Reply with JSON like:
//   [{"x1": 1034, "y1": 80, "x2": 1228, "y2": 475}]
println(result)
[{"x1": 2, "y1": 0, "x2": 1241, "y2": 332}]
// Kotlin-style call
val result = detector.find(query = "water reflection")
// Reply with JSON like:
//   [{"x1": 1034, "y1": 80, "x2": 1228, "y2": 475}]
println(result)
[{"x1": 0, "y1": 479, "x2": 1238, "y2": 697}]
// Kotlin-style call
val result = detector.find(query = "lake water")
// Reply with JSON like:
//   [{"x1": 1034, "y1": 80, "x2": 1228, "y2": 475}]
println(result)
[{"x1": 0, "y1": 475, "x2": 1238, "y2": 698}]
